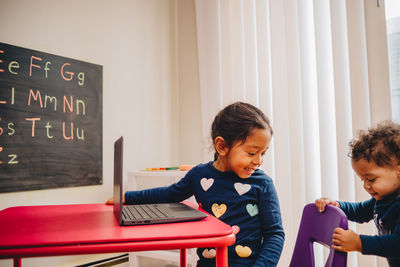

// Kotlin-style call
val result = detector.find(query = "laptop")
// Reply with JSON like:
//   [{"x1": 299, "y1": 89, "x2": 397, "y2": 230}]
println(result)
[{"x1": 113, "y1": 136, "x2": 208, "y2": 226}]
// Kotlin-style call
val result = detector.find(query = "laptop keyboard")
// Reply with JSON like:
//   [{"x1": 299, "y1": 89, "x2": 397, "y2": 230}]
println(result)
[{"x1": 123, "y1": 204, "x2": 168, "y2": 220}]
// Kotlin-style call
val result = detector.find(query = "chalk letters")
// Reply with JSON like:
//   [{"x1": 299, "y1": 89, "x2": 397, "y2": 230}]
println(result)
[{"x1": 0, "y1": 42, "x2": 102, "y2": 193}]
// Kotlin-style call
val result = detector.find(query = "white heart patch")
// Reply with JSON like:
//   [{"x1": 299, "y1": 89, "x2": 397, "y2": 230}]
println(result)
[
  {"x1": 234, "y1": 182, "x2": 251, "y2": 195},
  {"x1": 201, "y1": 178, "x2": 214, "y2": 191},
  {"x1": 202, "y1": 248, "x2": 216, "y2": 258}
]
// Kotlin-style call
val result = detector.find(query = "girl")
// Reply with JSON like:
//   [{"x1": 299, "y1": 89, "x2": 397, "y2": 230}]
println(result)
[
  {"x1": 315, "y1": 121, "x2": 400, "y2": 267},
  {"x1": 108, "y1": 102, "x2": 284, "y2": 266}
]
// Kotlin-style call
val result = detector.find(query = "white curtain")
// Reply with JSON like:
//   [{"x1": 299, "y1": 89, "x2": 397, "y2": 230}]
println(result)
[{"x1": 194, "y1": 0, "x2": 392, "y2": 266}]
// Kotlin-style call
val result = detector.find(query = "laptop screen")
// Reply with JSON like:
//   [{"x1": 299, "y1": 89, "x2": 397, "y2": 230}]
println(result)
[
  {"x1": 112, "y1": 136, "x2": 207, "y2": 226},
  {"x1": 113, "y1": 136, "x2": 123, "y2": 225}
]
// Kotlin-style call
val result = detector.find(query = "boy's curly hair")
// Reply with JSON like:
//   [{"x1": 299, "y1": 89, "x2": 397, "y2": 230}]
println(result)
[{"x1": 349, "y1": 121, "x2": 400, "y2": 167}]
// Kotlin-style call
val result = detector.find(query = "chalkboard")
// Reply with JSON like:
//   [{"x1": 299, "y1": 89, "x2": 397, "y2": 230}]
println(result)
[{"x1": 0, "y1": 42, "x2": 102, "y2": 193}]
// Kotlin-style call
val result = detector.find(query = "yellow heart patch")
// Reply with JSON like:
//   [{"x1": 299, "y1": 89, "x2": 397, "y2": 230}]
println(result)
[
  {"x1": 235, "y1": 245, "x2": 252, "y2": 258},
  {"x1": 211, "y1": 203, "x2": 227, "y2": 218}
]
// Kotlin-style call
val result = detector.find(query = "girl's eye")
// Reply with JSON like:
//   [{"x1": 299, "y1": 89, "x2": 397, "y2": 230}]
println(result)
[
  {"x1": 368, "y1": 178, "x2": 376, "y2": 183},
  {"x1": 248, "y1": 152, "x2": 255, "y2": 156}
]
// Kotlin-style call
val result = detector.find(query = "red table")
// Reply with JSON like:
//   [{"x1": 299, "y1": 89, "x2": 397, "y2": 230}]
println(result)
[{"x1": 0, "y1": 203, "x2": 235, "y2": 267}]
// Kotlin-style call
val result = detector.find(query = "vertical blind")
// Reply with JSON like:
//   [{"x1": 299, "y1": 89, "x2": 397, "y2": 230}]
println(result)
[{"x1": 194, "y1": 0, "x2": 392, "y2": 266}]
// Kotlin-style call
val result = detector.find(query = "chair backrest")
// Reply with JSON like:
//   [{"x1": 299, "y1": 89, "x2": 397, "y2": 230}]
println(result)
[{"x1": 289, "y1": 203, "x2": 348, "y2": 267}]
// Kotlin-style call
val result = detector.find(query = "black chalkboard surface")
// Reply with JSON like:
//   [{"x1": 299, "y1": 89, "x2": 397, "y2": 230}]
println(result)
[{"x1": 0, "y1": 42, "x2": 102, "y2": 193}]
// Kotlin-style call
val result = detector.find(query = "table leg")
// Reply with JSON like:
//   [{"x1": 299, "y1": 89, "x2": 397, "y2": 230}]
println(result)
[
  {"x1": 180, "y1": 248, "x2": 187, "y2": 267},
  {"x1": 216, "y1": 246, "x2": 228, "y2": 267},
  {"x1": 13, "y1": 258, "x2": 21, "y2": 267}
]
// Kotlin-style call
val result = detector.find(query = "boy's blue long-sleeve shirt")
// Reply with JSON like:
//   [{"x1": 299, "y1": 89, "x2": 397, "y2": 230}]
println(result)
[
  {"x1": 125, "y1": 161, "x2": 285, "y2": 267},
  {"x1": 337, "y1": 196, "x2": 400, "y2": 267}
]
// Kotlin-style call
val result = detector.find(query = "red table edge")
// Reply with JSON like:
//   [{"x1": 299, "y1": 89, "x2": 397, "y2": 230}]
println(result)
[
  {"x1": 0, "y1": 233, "x2": 235, "y2": 258},
  {"x1": 3, "y1": 234, "x2": 235, "y2": 267}
]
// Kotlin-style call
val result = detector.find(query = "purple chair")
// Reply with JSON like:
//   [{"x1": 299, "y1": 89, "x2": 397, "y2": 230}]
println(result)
[{"x1": 289, "y1": 203, "x2": 348, "y2": 267}]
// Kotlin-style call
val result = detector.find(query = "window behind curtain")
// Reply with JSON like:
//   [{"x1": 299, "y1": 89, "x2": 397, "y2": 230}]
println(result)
[{"x1": 386, "y1": 0, "x2": 400, "y2": 123}]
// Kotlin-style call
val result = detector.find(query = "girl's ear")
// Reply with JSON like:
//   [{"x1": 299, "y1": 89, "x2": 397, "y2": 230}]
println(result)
[{"x1": 215, "y1": 136, "x2": 229, "y2": 156}]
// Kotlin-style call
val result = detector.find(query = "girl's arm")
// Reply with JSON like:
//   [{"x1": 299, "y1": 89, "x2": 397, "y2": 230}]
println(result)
[
  {"x1": 252, "y1": 179, "x2": 285, "y2": 267},
  {"x1": 125, "y1": 172, "x2": 194, "y2": 204}
]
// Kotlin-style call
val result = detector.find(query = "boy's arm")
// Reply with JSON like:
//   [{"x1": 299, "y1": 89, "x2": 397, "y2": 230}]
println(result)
[
  {"x1": 337, "y1": 198, "x2": 375, "y2": 223},
  {"x1": 252, "y1": 180, "x2": 285, "y2": 267},
  {"x1": 360, "y1": 218, "x2": 400, "y2": 257},
  {"x1": 125, "y1": 172, "x2": 194, "y2": 204}
]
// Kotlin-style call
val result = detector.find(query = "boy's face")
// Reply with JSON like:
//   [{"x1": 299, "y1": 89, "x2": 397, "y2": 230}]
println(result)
[
  {"x1": 225, "y1": 128, "x2": 272, "y2": 178},
  {"x1": 352, "y1": 158, "x2": 400, "y2": 201}
]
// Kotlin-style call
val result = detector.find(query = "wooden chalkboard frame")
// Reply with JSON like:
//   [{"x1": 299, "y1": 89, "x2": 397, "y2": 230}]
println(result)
[{"x1": 0, "y1": 42, "x2": 103, "y2": 193}]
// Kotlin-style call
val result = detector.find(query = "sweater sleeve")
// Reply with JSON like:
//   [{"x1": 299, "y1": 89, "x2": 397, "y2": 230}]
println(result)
[
  {"x1": 337, "y1": 198, "x2": 375, "y2": 223},
  {"x1": 252, "y1": 180, "x2": 285, "y2": 267},
  {"x1": 339, "y1": 198, "x2": 400, "y2": 258},
  {"x1": 360, "y1": 203, "x2": 400, "y2": 258},
  {"x1": 124, "y1": 171, "x2": 194, "y2": 204},
  {"x1": 360, "y1": 222, "x2": 400, "y2": 257}
]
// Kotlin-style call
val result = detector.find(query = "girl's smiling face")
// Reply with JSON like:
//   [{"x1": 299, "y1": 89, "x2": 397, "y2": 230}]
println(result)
[
  {"x1": 214, "y1": 128, "x2": 272, "y2": 178},
  {"x1": 352, "y1": 158, "x2": 400, "y2": 201}
]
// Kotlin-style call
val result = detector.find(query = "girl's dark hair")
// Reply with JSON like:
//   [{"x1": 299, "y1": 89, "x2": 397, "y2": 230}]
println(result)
[
  {"x1": 349, "y1": 121, "x2": 400, "y2": 167},
  {"x1": 211, "y1": 102, "x2": 273, "y2": 160}
]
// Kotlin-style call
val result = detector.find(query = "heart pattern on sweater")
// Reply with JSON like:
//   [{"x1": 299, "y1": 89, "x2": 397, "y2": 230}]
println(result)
[
  {"x1": 246, "y1": 204, "x2": 258, "y2": 217},
  {"x1": 232, "y1": 225, "x2": 240, "y2": 235},
  {"x1": 200, "y1": 178, "x2": 214, "y2": 191},
  {"x1": 202, "y1": 248, "x2": 216, "y2": 259},
  {"x1": 212, "y1": 203, "x2": 227, "y2": 218},
  {"x1": 235, "y1": 245, "x2": 252, "y2": 258},
  {"x1": 234, "y1": 182, "x2": 251, "y2": 195}
]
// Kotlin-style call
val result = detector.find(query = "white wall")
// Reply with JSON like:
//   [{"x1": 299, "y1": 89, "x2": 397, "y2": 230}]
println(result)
[
  {"x1": 0, "y1": 0, "x2": 202, "y2": 266},
  {"x1": 177, "y1": 0, "x2": 204, "y2": 163}
]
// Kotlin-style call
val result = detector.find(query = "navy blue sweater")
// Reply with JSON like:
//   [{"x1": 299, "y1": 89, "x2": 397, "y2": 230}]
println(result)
[
  {"x1": 338, "y1": 196, "x2": 400, "y2": 267},
  {"x1": 125, "y1": 162, "x2": 285, "y2": 267}
]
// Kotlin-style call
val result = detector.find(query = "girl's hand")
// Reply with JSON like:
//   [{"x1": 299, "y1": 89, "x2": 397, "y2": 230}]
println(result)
[
  {"x1": 105, "y1": 195, "x2": 125, "y2": 205},
  {"x1": 332, "y1": 227, "x2": 362, "y2": 252},
  {"x1": 315, "y1": 198, "x2": 340, "y2": 212},
  {"x1": 105, "y1": 197, "x2": 114, "y2": 205}
]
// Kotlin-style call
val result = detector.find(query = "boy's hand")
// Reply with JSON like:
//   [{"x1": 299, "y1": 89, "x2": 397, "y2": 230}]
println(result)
[
  {"x1": 332, "y1": 227, "x2": 362, "y2": 252},
  {"x1": 315, "y1": 198, "x2": 340, "y2": 212}
]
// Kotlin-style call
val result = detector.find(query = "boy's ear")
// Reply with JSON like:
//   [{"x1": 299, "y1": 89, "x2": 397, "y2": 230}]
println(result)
[{"x1": 215, "y1": 136, "x2": 229, "y2": 156}]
